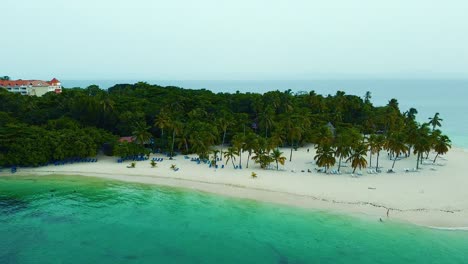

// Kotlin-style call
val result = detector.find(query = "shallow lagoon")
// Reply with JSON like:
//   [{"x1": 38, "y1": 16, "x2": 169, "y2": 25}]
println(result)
[{"x1": 1, "y1": 175, "x2": 467, "y2": 264}]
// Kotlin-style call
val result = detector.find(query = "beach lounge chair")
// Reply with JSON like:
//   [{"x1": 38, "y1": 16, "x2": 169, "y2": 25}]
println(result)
[{"x1": 221, "y1": 165, "x2": 224, "y2": 169}]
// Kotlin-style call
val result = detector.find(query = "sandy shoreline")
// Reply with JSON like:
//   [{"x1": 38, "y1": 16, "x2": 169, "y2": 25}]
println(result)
[{"x1": 2, "y1": 146, "x2": 468, "y2": 229}]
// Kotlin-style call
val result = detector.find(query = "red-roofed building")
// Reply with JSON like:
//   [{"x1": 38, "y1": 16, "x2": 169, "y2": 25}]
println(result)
[
  {"x1": 0, "y1": 78, "x2": 62, "y2": 96},
  {"x1": 119, "y1": 136, "x2": 135, "y2": 143}
]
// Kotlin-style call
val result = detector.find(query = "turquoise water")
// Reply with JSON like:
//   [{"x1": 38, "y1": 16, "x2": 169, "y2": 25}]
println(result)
[
  {"x1": 1, "y1": 175, "x2": 468, "y2": 263},
  {"x1": 63, "y1": 79, "x2": 468, "y2": 148}
]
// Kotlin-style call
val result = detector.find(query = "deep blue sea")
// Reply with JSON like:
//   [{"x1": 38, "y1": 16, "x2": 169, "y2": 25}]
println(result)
[{"x1": 63, "y1": 79, "x2": 468, "y2": 148}]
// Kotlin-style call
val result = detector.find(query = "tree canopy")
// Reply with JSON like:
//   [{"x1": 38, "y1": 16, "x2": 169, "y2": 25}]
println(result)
[{"x1": 0, "y1": 83, "x2": 451, "y2": 170}]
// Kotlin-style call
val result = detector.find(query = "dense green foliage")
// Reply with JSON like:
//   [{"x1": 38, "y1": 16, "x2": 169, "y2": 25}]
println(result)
[{"x1": 0, "y1": 82, "x2": 451, "y2": 170}]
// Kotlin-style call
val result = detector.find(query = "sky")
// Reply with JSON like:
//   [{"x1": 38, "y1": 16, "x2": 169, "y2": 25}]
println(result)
[{"x1": 2, "y1": 0, "x2": 468, "y2": 80}]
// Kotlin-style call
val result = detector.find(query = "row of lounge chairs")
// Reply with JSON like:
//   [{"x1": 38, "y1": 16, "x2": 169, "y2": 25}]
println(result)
[
  {"x1": 54, "y1": 158, "x2": 98, "y2": 166},
  {"x1": 151, "y1": 157, "x2": 164, "y2": 162},
  {"x1": 208, "y1": 164, "x2": 226, "y2": 169},
  {"x1": 117, "y1": 155, "x2": 148, "y2": 163}
]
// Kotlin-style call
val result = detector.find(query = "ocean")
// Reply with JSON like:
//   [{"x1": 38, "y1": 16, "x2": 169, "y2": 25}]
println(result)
[
  {"x1": 62, "y1": 79, "x2": 468, "y2": 149},
  {"x1": 1, "y1": 175, "x2": 467, "y2": 264}
]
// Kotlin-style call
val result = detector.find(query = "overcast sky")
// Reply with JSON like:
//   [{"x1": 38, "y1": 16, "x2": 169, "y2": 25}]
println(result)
[{"x1": 2, "y1": 0, "x2": 468, "y2": 80}]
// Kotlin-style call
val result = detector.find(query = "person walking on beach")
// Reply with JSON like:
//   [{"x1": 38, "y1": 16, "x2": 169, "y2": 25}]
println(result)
[{"x1": 387, "y1": 208, "x2": 390, "y2": 217}]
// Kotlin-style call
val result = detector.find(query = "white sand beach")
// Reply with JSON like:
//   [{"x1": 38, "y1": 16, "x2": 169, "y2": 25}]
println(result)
[{"x1": 3, "y1": 146, "x2": 468, "y2": 229}]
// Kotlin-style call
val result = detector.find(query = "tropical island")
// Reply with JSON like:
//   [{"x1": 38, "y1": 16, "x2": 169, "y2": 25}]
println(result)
[{"x1": 1, "y1": 82, "x2": 466, "y2": 228}]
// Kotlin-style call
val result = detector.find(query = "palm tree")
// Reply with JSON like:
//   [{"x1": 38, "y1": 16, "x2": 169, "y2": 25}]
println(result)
[
  {"x1": 368, "y1": 134, "x2": 385, "y2": 170},
  {"x1": 270, "y1": 149, "x2": 286, "y2": 170},
  {"x1": 313, "y1": 125, "x2": 334, "y2": 147},
  {"x1": 188, "y1": 123, "x2": 218, "y2": 160},
  {"x1": 190, "y1": 136, "x2": 209, "y2": 160},
  {"x1": 211, "y1": 149, "x2": 220, "y2": 166},
  {"x1": 177, "y1": 123, "x2": 191, "y2": 153},
  {"x1": 154, "y1": 110, "x2": 170, "y2": 138},
  {"x1": 334, "y1": 130, "x2": 356, "y2": 172},
  {"x1": 251, "y1": 148, "x2": 273, "y2": 169},
  {"x1": 243, "y1": 132, "x2": 259, "y2": 168},
  {"x1": 224, "y1": 147, "x2": 239, "y2": 169},
  {"x1": 168, "y1": 120, "x2": 182, "y2": 159},
  {"x1": 385, "y1": 132, "x2": 408, "y2": 170},
  {"x1": 413, "y1": 124, "x2": 431, "y2": 169},
  {"x1": 428, "y1": 113, "x2": 443, "y2": 131},
  {"x1": 232, "y1": 133, "x2": 246, "y2": 168},
  {"x1": 346, "y1": 143, "x2": 368, "y2": 173},
  {"x1": 314, "y1": 144, "x2": 336, "y2": 173},
  {"x1": 259, "y1": 107, "x2": 275, "y2": 138},
  {"x1": 433, "y1": 134, "x2": 451, "y2": 164},
  {"x1": 364, "y1": 91, "x2": 372, "y2": 104},
  {"x1": 217, "y1": 115, "x2": 233, "y2": 161},
  {"x1": 99, "y1": 95, "x2": 115, "y2": 113},
  {"x1": 132, "y1": 122, "x2": 151, "y2": 147}
]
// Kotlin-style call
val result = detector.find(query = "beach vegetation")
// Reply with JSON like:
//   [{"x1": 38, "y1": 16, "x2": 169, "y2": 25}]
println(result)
[
  {"x1": 428, "y1": 112, "x2": 443, "y2": 131},
  {"x1": 270, "y1": 149, "x2": 286, "y2": 170},
  {"x1": 433, "y1": 134, "x2": 451, "y2": 164},
  {"x1": 368, "y1": 134, "x2": 385, "y2": 170},
  {"x1": 0, "y1": 83, "x2": 451, "y2": 171},
  {"x1": 224, "y1": 147, "x2": 239, "y2": 169},
  {"x1": 385, "y1": 131, "x2": 409, "y2": 170},
  {"x1": 347, "y1": 143, "x2": 368, "y2": 173},
  {"x1": 314, "y1": 143, "x2": 336, "y2": 173}
]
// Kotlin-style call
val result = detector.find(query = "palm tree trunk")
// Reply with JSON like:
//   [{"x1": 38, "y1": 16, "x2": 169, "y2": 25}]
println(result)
[
  {"x1": 170, "y1": 130, "x2": 175, "y2": 159},
  {"x1": 416, "y1": 152, "x2": 420, "y2": 170},
  {"x1": 369, "y1": 151, "x2": 372, "y2": 168},
  {"x1": 221, "y1": 130, "x2": 226, "y2": 160},
  {"x1": 392, "y1": 154, "x2": 398, "y2": 169},
  {"x1": 338, "y1": 156, "x2": 342, "y2": 172},
  {"x1": 231, "y1": 158, "x2": 236, "y2": 169},
  {"x1": 276, "y1": 160, "x2": 279, "y2": 170},
  {"x1": 433, "y1": 153, "x2": 439, "y2": 164},
  {"x1": 290, "y1": 146, "x2": 293, "y2": 162},
  {"x1": 376, "y1": 152, "x2": 380, "y2": 170},
  {"x1": 239, "y1": 150, "x2": 242, "y2": 167},
  {"x1": 246, "y1": 152, "x2": 251, "y2": 168}
]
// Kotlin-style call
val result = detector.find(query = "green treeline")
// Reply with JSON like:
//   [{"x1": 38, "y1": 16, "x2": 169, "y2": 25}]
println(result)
[{"x1": 0, "y1": 82, "x2": 450, "y2": 170}]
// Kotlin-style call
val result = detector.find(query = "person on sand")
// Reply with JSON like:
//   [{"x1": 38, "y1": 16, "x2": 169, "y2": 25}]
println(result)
[
  {"x1": 379, "y1": 218, "x2": 383, "y2": 222},
  {"x1": 387, "y1": 208, "x2": 390, "y2": 217}
]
